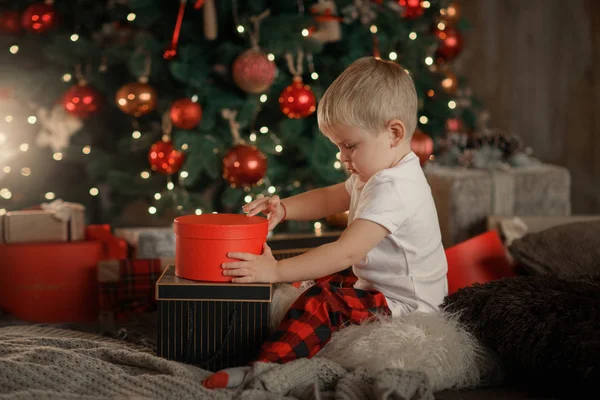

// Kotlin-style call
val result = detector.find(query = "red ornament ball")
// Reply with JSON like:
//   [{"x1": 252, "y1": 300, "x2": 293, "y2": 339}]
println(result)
[
  {"x1": 222, "y1": 144, "x2": 268, "y2": 187},
  {"x1": 148, "y1": 140, "x2": 186, "y2": 175},
  {"x1": 232, "y1": 49, "x2": 277, "y2": 94},
  {"x1": 170, "y1": 98, "x2": 202, "y2": 129},
  {"x1": 398, "y1": 0, "x2": 424, "y2": 19},
  {"x1": 445, "y1": 117, "x2": 464, "y2": 133},
  {"x1": 435, "y1": 27, "x2": 464, "y2": 62},
  {"x1": 0, "y1": 11, "x2": 21, "y2": 34},
  {"x1": 21, "y1": 2, "x2": 57, "y2": 34},
  {"x1": 62, "y1": 84, "x2": 102, "y2": 119},
  {"x1": 279, "y1": 77, "x2": 317, "y2": 119},
  {"x1": 410, "y1": 130, "x2": 434, "y2": 166}
]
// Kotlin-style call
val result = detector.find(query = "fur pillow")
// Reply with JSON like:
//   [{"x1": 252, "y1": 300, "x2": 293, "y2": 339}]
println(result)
[
  {"x1": 508, "y1": 221, "x2": 600, "y2": 278},
  {"x1": 441, "y1": 274, "x2": 600, "y2": 397}
]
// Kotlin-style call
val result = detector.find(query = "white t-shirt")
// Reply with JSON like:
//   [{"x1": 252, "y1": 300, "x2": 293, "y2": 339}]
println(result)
[{"x1": 345, "y1": 151, "x2": 448, "y2": 316}]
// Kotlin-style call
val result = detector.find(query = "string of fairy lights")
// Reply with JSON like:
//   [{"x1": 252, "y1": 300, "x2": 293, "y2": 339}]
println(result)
[{"x1": 1, "y1": 1, "x2": 462, "y2": 228}]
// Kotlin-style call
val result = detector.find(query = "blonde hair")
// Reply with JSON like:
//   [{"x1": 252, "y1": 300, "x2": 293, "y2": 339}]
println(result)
[{"x1": 317, "y1": 57, "x2": 418, "y2": 138}]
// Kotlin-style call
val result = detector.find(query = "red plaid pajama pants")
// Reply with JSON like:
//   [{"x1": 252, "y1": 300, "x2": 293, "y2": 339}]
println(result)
[{"x1": 256, "y1": 267, "x2": 391, "y2": 363}]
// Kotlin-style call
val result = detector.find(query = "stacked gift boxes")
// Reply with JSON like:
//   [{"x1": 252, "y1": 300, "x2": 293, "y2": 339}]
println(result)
[
  {"x1": 151, "y1": 224, "x2": 341, "y2": 371},
  {"x1": 0, "y1": 201, "x2": 128, "y2": 323},
  {"x1": 106, "y1": 227, "x2": 341, "y2": 322},
  {"x1": 95, "y1": 227, "x2": 175, "y2": 325}
]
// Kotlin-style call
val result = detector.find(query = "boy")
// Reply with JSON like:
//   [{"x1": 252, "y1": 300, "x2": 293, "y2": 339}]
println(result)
[{"x1": 203, "y1": 56, "x2": 448, "y2": 389}]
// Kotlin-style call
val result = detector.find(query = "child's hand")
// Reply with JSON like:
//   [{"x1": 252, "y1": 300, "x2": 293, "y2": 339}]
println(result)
[
  {"x1": 242, "y1": 195, "x2": 285, "y2": 231},
  {"x1": 222, "y1": 243, "x2": 279, "y2": 283}
]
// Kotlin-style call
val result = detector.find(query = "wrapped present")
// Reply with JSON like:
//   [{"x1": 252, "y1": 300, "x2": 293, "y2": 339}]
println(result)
[
  {"x1": 0, "y1": 241, "x2": 105, "y2": 322},
  {"x1": 444, "y1": 230, "x2": 516, "y2": 295},
  {"x1": 0, "y1": 200, "x2": 85, "y2": 244},
  {"x1": 114, "y1": 227, "x2": 174, "y2": 259},
  {"x1": 97, "y1": 258, "x2": 172, "y2": 323},
  {"x1": 86, "y1": 224, "x2": 128, "y2": 260},
  {"x1": 425, "y1": 163, "x2": 571, "y2": 247},
  {"x1": 156, "y1": 265, "x2": 272, "y2": 372}
]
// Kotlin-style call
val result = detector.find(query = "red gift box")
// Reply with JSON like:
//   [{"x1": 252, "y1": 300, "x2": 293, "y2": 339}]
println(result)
[
  {"x1": 97, "y1": 258, "x2": 168, "y2": 322},
  {"x1": 0, "y1": 224, "x2": 131, "y2": 323},
  {"x1": 0, "y1": 241, "x2": 105, "y2": 322},
  {"x1": 86, "y1": 224, "x2": 128, "y2": 260},
  {"x1": 174, "y1": 214, "x2": 268, "y2": 282},
  {"x1": 445, "y1": 230, "x2": 516, "y2": 295}
]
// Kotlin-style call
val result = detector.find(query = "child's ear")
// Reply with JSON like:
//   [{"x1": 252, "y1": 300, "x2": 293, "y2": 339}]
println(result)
[{"x1": 387, "y1": 120, "x2": 406, "y2": 147}]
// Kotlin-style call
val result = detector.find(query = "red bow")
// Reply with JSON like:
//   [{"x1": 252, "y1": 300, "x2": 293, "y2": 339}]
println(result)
[{"x1": 313, "y1": 8, "x2": 344, "y2": 23}]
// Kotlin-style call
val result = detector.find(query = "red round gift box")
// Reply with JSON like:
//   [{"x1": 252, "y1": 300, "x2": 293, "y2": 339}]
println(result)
[{"x1": 174, "y1": 213, "x2": 269, "y2": 282}]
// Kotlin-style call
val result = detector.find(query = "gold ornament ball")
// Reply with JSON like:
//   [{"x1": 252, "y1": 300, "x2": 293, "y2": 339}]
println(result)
[
  {"x1": 442, "y1": 2, "x2": 461, "y2": 26},
  {"x1": 440, "y1": 68, "x2": 458, "y2": 94},
  {"x1": 115, "y1": 82, "x2": 158, "y2": 117},
  {"x1": 325, "y1": 211, "x2": 349, "y2": 229}
]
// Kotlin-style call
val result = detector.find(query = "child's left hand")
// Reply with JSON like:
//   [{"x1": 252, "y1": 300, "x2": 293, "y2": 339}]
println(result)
[{"x1": 222, "y1": 243, "x2": 279, "y2": 283}]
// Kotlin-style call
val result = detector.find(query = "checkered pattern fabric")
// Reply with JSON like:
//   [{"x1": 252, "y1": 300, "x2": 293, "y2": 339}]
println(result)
[
  {"x1": 98, "y1": 259, "x2": 163, "y2": 321},
  {"x1": 256, "y1": 267, "x2": 391, "y2": 363}
]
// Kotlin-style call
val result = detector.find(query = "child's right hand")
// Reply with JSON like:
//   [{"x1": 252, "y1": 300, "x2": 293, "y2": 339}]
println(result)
[{"x1": 243, "y1": 195, "x2": 285, "y2": 231}]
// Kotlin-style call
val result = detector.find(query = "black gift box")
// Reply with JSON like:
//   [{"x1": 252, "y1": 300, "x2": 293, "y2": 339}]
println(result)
[
  {"x1": 155, "y1": 266, "x2": 272, "y2": 371},
  {"x1": 269, "y1": 231, "x2": 341, "y2": 260}
]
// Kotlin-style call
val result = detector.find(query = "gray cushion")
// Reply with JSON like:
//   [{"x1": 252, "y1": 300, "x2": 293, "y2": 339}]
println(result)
[{"x1": 508, "y1": 221, "x2": 600, "y2": 278}]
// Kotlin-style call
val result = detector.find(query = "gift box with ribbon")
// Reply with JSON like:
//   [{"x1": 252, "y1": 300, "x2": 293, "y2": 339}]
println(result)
[
  {"x1": 0, "y1": 200, "x2": 85, "y2": 244},
  {"x1": 425, "y1": 163, "x2": 571, "y2": 247}
]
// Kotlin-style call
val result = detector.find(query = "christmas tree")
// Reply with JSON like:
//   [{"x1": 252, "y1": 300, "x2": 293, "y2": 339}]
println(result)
[{"x1": 0, "y1": 0, "x2": 482, "y2": 232}]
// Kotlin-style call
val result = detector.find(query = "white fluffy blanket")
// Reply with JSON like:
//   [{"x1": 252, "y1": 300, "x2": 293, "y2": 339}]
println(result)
[{"x1": 271, "y1": 283, "x2": 503, "y2": 392}]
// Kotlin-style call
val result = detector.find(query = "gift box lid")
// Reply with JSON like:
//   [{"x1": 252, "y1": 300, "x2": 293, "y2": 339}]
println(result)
[
  {"x1": 174, "y1": 213, "x2": 268, "y2": 240},
  {"x1": 156, "y1": 266, "x2": 272, "y2": 302}
]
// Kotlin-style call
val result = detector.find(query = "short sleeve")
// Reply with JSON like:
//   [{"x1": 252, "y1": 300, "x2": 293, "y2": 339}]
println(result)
[
  {"x1": 344, "y1": 175, "x2": 354, "y2": 195},
  {"x1": 354, "y1": 177, "x2": 409, "y2": 234}
]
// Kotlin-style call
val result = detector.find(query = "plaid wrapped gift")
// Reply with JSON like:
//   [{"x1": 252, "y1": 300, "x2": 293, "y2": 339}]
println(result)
[{"x1": 97, "y1": 258, "x2": 171, "y2": 323}]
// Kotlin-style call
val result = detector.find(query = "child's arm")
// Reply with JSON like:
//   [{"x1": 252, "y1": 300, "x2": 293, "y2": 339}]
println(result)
[
  {"x1": 223, "y1": 218, "x2": 390, "y2": 284},
  {"x1": 275, "y1": 219, "x2": 388, "y2": 282},
  {"x1": 244, "y1": 183, "x2": 350, "y2": 230},
  {"x1": 282, "y1": 182, "x2": 350, "y2": 220}
]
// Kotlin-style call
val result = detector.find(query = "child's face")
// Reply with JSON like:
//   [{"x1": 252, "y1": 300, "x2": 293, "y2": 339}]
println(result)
[{"x1": 324, "y1": 123, "x2": 402, "y2": 182}]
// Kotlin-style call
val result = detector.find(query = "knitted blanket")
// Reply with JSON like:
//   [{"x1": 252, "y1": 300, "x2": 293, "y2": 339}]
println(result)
[{"x1": 0, "y1": 325, "x2": 433, "y2": 400}]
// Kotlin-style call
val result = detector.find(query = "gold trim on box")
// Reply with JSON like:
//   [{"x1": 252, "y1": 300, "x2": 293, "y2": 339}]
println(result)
[
  {"x1": 159, "y1": 297, "x2": 272, "y2": 303},
  {"x1": 156, "y1": 266, "x2": 273, "y2": 303},
  {"x1": 268, "y1": 231, "x2": 341, "y2": 241}
]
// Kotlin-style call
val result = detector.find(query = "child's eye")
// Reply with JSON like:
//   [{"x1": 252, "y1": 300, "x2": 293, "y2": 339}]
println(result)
[{"x1": 344, "y1": 144, "x2": 356, "y2": 149}]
